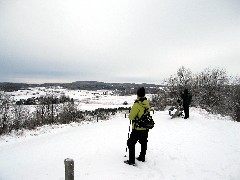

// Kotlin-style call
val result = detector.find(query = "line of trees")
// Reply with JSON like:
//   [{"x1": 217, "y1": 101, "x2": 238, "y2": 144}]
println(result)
[
  {"x1": 151, "y1": 66, "x2": 240, "y2": 122},
  {"x1": 16, "y1": 95, "x2": 74, "y2": 105},
  {"x1": 0, "y1": 92, "x2": 130, "y2": 136}
]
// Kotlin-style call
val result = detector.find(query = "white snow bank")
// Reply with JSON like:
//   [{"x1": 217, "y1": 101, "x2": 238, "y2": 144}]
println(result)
[{"x1": 0, "y1": 109, "x2": 240, "y2": 180}]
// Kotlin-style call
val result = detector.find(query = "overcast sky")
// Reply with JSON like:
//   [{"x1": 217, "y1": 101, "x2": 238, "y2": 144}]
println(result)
[{"x1": 0, "y1": 0, "x2": 239, "y2": 84}]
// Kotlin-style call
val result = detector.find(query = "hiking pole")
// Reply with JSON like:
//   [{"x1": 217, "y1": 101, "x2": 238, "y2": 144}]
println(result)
[{"x1": 124, "y1": 120, "x2": 132, "y2": 157}]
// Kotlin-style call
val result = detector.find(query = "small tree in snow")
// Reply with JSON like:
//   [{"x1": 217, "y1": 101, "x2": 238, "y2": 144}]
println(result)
[{"x1": 165, "y1": 66, "x2": 193, "y2": 102}]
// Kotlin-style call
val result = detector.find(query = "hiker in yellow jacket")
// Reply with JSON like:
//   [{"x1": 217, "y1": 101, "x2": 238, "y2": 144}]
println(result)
[{"x1": 124, "y1": 87, "x2": 150, "y2": 166}]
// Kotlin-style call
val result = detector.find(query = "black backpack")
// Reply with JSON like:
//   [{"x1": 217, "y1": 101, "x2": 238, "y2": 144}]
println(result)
[{"x1": 136, "y1": 108, "x2": 155, "y2": 129}]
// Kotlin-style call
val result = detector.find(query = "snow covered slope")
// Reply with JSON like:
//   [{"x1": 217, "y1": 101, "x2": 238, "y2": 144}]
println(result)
[{"x1": 0, "y1": 108, "x2": 240, "y2": 180}]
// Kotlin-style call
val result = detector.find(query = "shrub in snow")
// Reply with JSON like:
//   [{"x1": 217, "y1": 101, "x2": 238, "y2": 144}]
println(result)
[{"x1": 153, "y1": 66, "x2": 239, "y2": 121}]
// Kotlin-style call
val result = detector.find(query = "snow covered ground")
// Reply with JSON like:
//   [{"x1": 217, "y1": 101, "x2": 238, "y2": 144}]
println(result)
[{"x1": 0, "y1": 108, "x2": 240, "y2": 180}]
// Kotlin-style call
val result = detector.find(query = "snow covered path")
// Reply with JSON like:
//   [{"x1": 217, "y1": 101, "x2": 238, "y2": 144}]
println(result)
[{"x1": 0, "y1": 109, "x2": 240, "y2": 180}]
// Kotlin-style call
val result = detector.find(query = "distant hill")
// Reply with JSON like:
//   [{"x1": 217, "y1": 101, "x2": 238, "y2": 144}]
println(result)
[
  {"x1": 0, "y1": 82, "x2": 33, "y2": 92},
  {"x1": 0, "y1": 81, "x2": 164, "y2": 92}
]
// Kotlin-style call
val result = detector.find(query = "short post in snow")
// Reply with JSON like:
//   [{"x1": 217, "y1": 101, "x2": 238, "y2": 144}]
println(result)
[
  {"x1": 64, "y1": 158, "x2": 74, "y2": 180},
  {"x1": 125, "y1": 109, "x2": 130, "y2": 118},
  {"x1": 97, "y1": 116, "x2": 98, "y2": 122}
]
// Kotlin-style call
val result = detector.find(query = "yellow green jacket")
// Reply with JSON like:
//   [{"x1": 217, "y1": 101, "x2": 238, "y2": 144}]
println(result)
[{"x1": 129, "y1": 98, "x2": 150, "y2": 130}]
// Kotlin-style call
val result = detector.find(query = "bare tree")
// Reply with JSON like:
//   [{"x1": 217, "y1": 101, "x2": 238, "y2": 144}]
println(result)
[
  {"x1": 0, "y1": 91, "x2": 11, "y2": 135},
  {"x1": 196, "y1": 68, "x2": 229, "y2": 113},
  {"x1": 165, "y1": 66, "x2": 193, "y2": 102}
]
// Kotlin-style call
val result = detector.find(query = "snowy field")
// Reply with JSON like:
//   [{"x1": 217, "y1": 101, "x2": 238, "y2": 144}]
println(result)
[
  {"x1": 7, "y1": 87, "x2": 153, "y2": 111},
  {"x1": 0, "y1": 107, "x2": 240, "y2": 180}
]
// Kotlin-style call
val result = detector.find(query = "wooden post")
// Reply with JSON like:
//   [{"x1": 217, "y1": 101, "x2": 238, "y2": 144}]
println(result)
[
  {"x1": 125, "y1": 109, "x2": 130, "y2": 118},
  {"x1": 97, "y1": 116, "x2": 98, "y2": 122},
  {"x1": 64, "y1": 158, "x2": 74, "y2": 180}
]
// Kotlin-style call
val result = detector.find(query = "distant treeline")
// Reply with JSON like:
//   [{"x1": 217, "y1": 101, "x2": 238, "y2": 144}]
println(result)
[
  {"x1": 16, "y1": 95, "x2": 73, "y2": 105},
  {"x1": 0, "y1": 81, "x2": 164, "y2": 94}
]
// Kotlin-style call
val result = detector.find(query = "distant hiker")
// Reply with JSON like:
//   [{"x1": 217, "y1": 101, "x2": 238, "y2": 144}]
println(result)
[
  {"x1": 124, "y1": 87, "x2": 151, "y2": 166},
  {"x1": 181, "y1": 88, "x2": 192, "y2": 119}
]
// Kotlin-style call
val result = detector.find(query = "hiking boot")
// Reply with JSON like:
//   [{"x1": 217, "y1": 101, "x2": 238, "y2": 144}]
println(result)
[
  {"x1": 124, "y1": 160, "x2": 136, "y2": 166},
  {"x1": 136, "y1": 157, "x2": 145, "y2": 162}
]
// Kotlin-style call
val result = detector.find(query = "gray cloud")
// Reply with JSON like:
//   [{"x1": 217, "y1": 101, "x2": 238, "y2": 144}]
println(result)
[{"x1": 0, "y1": 0, "x2": 239, "y2": 83}]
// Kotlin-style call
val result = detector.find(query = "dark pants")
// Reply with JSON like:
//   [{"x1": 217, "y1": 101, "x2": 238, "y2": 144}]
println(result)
[
  {"x1": 127, "y1": 129, "x2": 149, "y2": 163},
  {"x1": 183, "y1": 105, "x2": 189, "y2": 118}
]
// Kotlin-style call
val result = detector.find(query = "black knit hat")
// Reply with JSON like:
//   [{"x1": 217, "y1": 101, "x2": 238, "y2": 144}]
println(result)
[{"x1": 137, "y1": 87, "x2": 145, "y2": 97}]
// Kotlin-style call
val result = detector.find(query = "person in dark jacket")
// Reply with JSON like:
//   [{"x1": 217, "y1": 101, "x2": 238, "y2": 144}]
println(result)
[
  {"x1": 181, "y1": 88, "x2": 192, "y2": 119},
  {"x1": 124, "y1": 87, "x2": 150, "y2": 166}
]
